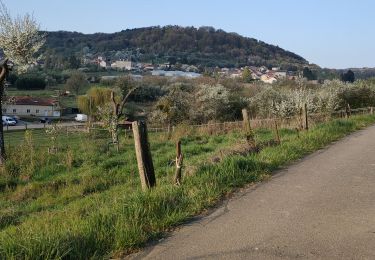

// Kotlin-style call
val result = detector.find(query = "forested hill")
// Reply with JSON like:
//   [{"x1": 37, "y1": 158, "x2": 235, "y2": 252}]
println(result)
[{"x1": 43, "y1": 26, "x2": 308, "y2": 69}]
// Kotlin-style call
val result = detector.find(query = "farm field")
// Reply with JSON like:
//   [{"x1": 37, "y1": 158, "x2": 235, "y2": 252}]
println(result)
[{"x1": 0, "y1": 114, "x2": 374, "y2": 259}]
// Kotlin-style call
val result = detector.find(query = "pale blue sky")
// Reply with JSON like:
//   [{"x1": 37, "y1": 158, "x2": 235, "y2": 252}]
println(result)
[{"x1": 4, "y1": 0, "x2": 375, "y2": 69}]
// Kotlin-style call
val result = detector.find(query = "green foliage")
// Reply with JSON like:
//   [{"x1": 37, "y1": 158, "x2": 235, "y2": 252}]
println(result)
[
  {"x1": 242, "y1": 67, "x2": 252, "y2": 83},
  {"x1": 65, "y1": 71, "x2": 89, "y2": 95},
  {"x1": 15, "y1": 75, "x2": 46, "y2": 90},
  {"x1": 7, "y1": 73, "x2": 18, "y2": 85},
  {"x1": 150, "y1": 86, "x2": 190, "y2": 126},
  {"x1": 68, "y1": 54, "x2": 81, "y2": 69},
  {"x1": 77, "y1": 87, "x2": 113, "y2": 116},
  {"x1": 340, "y1": 69, "x2": 355, "y2": 83},
  {"x1": 302, "y1": 67, "x2": 317, "y2": 81},
  {"x1": 115, "y1": 76, "x2": 137, "y2": 98}
]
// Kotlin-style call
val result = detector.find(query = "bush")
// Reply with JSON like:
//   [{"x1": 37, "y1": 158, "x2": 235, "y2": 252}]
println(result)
[
  {"x1": 15, "y1": 75, "x2": 46, "y2": 90},
  {"x1": 7, "y1": 73, "x2": 18, "y2": 86}
]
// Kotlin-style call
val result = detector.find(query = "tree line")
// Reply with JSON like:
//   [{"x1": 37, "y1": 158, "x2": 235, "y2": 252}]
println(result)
[{"x1": 42, "y1": 26, "x2": 308, "y2": 69}]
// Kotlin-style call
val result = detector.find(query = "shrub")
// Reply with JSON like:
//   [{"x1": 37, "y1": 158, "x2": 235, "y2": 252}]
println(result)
[{"x1": 15, "y1": 75, "x2": 46, "y2": 90}]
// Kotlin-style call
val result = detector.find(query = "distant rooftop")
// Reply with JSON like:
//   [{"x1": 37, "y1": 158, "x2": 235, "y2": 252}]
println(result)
[{"x1": 6, "y1": 96, "x2": 58, "y2": 106}]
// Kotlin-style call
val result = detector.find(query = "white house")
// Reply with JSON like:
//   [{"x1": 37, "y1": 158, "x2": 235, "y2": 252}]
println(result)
[
  {"x1": 97, "y1": 56, "x2": 109, "y2": 68},
  {"x1": 3, "y1": 96, "x2": 61, "y2": 117},
  {"x1": 111, "y1": 60, "x2": 133, "y2": 70},
  {"x1": 260, "y1": 74, "x2": 277, "y2": 84}
]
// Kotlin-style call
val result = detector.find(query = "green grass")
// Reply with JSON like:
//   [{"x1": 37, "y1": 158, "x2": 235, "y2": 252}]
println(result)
[{"x1": 0, "y1": 115, "x2": 374, "y2": 259}]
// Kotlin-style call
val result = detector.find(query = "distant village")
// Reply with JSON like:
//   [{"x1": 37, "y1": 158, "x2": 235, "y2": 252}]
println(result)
[
  {"x1": 5, "y1": 55, "x2": 305, "y2": 121},
  {"x1": 77, "y1": 56, "x2": 300, "y2": 83}
]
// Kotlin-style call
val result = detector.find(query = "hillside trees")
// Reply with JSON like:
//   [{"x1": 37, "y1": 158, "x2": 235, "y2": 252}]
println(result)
[
  {"x1": 302, "y1": 67, "x2": 317, "y2": 81},
  {"x1": 150, "y1": 85, "x2": 190, "y2": 132},
  {"x1": 65, "y1": 71, "x2": 88, "y2": 95},
  {"x1": 15, "y1": 75, "x2": 46, "y2": 90},
  {"x1": 0, "y1": 1, "x2": 45, "y2": 164},
  {"x1": 43, "y1": 26, "x2": 308, "y2": 69},
  {"x1": 340, "y1": 69, "x2": 355, "y2": 83}
]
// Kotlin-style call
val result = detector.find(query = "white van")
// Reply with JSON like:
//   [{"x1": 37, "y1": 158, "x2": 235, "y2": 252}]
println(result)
[
  {"x1": 2, "y1": 116, "x2": 17, "y2": 126},
  {"x1": 74, "y1": 114, "x2": 88, "y2": 122}
]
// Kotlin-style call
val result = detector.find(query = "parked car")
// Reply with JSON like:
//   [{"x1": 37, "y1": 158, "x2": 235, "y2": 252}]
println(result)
[
  {"x1": 11, "y1": 115, "x2": 20, "y2": 123},
  {"x1": 75, "y1": 114, "x2": 88, "y2": 122},
  {"x1": 40, "y1": 117, "x2": 51, "y2": 124},
  {"x1": 2, "y1": 116, "x2": 17, "y2": 126}
]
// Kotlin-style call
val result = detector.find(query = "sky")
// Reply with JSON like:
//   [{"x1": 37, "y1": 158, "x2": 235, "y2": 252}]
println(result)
[{"x1": 4, "y1": 0, "x2": 375, "y2": 69}]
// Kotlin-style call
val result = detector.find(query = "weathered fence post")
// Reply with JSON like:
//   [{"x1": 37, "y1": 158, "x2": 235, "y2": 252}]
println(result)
[
  {"x1": 242, "y1": 108, "x2": 255, "y2": 145},
  {"x1": 345, "y1": 103, "x2": 351, "y2": 118},
  {"x1": 25, "y1": 123, "x2": 27, "y2": 130},
  {"x1": 242, "y1": 108, "x2": 251, "y2": 133},
  {"x1": 371, "y1": 107, "x2": 374, "y2": 115},
  {"x1": 304, "y1": 103, "x2": 309, "y2": 130},
  {"x1": 298, "y1": 107, "x2": 303, "y2": 130},
  {"x1": 274, "y1": 119, "x2": 281, "y2": 144},
  {"x1": 132, "y1": 121, "x2": 156, "y2": 190},
  {"x1": 173, "y1": 140, "x2": 183, "y2": 186}
]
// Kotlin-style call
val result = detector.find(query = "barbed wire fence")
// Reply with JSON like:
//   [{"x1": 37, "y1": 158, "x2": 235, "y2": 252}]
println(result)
[{"x1": 3, "y1": 106, "x2": 374, "y2": 149}]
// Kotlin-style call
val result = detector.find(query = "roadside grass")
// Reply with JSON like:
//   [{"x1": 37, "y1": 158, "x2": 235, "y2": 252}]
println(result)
[{"x1": 0, "y1": 115, "x2": 374, "y2": 259}]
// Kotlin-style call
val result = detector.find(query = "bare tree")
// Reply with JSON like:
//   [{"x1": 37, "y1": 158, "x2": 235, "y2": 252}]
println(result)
[
  {"x1": 97, "y1": 77, "x2": 138, "y2": 151},
  {"x1": 0, "y1": 1, "x2": 45, "y2": 163}
]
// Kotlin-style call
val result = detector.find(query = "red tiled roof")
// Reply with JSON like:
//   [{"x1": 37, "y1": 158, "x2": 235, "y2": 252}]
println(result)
[{"x1": 7, "y1": 96, "x2": 58, "y2": 106}]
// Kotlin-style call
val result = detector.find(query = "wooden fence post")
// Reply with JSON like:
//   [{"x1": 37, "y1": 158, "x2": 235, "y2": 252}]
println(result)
[
  {"x1": 274, "y1": 119, "x2": 281, "y2": 144},
  {"x1": 298, "y1": 107, "x2": 303, "y2": 130},
  {"x1": 304, "y1": 103, "x2": 309, "y2": 130},
  {"x1": 242, "y1": 108, "x2": 251, "y2": 133},
  {"x1": 345, "y1": 104, "x2": 351, "y2": 118},
  {"x1": 371, "y1": 107, "x2": 374, "y2": 115},
  {"x1": 132, "y1": 121, "x2": 156, "y2": 190},
  {"x1": 242, "y1": 108, "x2": 255, "y2": 145},
  {"x1": 173, "y1": 140, "x2": 183, "y2": 185}
]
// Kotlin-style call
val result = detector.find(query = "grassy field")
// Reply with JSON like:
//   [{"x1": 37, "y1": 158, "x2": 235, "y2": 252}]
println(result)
[{"x1": 0, "y1": 115, "x2": 374, "y2": 259}]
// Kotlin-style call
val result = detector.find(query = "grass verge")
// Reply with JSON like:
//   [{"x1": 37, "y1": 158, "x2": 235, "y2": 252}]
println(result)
[{"x1": 0, "y1": 115, "x2": 374, "y2": 259}]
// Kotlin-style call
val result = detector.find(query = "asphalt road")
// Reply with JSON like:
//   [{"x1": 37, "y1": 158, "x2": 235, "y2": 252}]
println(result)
[{"x1": 130, "y1": 125, "x2": 375, "y2": 260}]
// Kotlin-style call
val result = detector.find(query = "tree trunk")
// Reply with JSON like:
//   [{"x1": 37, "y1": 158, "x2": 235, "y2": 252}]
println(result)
[
  {"x1": 0, "y1": 81, "x2": 5, "y2": 164},
  {"x1": 0, "y1": 60, "x2": 9, "y2": 165}
]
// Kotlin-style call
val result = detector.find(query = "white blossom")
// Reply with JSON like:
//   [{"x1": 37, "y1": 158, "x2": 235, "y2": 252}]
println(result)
[{"x1": 0, "y1": 1, "x2": 46, "y2": 72}]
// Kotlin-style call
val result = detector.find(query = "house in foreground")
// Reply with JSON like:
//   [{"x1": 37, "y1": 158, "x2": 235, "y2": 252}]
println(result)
[{"x1": 3, "y1": 96, "x2": 61, "y2": 118}]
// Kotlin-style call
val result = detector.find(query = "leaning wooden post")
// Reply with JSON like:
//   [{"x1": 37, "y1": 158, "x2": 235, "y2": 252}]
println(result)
[
  {"x1": 132, "y1": 121, "x2": 156, "y2": 190},
  {"x1": 348, "y1": 104, "x2": 351, "y2": 117},
  {"x1": 173, "y1": 140, "x2": 183, "y2": 186},
  {"x1": 274, "y1": 119, "x2": 281, "y2": 144},
  {"x1": 242, "y1": 108, "x2": 255, "y2": 145},
  {"x1": 304, "y1": 103, "x2": 309, "y2": 130}
]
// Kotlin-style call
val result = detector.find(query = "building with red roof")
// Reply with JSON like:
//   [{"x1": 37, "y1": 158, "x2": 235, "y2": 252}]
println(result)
[{"x1": 3, "y1": 96, "x2": 61, "y2": 117}]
